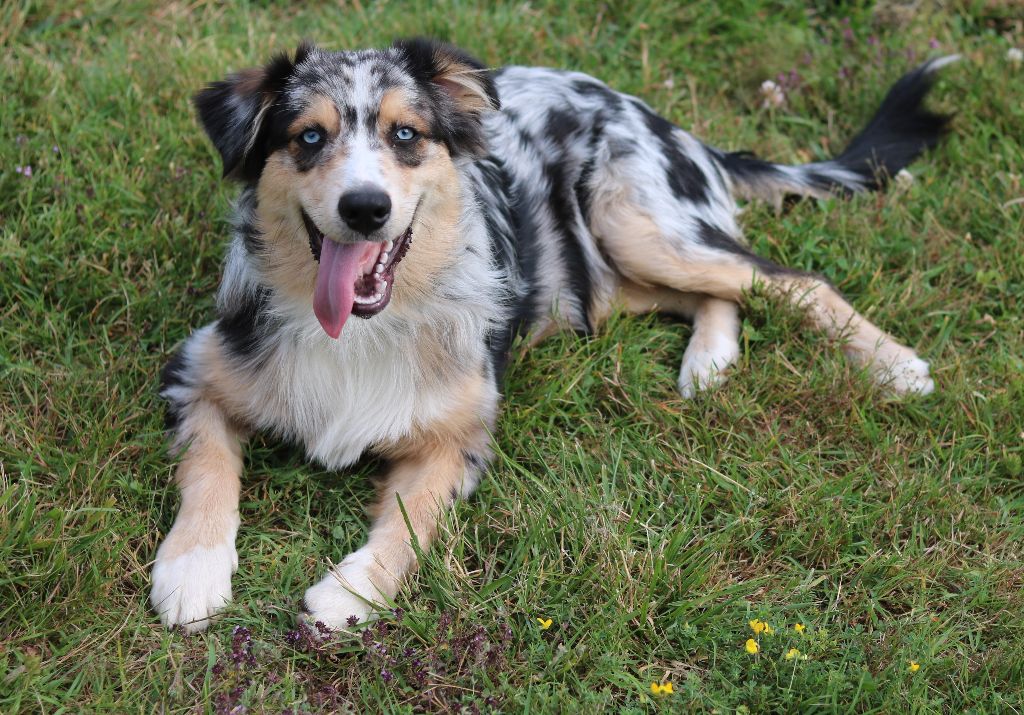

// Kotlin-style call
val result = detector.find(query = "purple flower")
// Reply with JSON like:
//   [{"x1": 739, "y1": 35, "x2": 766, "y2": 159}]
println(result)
[
  {"x1": 929, "y1": 38, "x2": 940, "y2": 49},
  {"x1": 380, "y1": 667, "x2": 394, "y2": 683},
  {"x1": 346, "y1": 614, "x2": 359, "y2": 627},
  {"x1": 15, "y1": 165, "x2": 32, "y2": 177},
  {"x1": 867, "y1": 35, "x2": 878, "y2": 46}
]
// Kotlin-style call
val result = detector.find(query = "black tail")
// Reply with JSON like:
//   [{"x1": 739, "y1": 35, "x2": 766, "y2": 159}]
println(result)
[{"x1": 718, "y1": 55, "x2": 958, "y2": 202}]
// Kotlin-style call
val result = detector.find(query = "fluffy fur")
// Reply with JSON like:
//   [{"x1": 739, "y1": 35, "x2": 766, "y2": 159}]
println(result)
[{"x1": 152, "y1": 39, "x2": 955, "y2": 632}]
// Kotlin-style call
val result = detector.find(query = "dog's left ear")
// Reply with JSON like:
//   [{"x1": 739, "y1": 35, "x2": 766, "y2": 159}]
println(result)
[
  {"x1": 194, "y1": 42, "x2": 315, "y2": 181},
  {"x1": 394, "y1": 38, "x2": 499, "y2": 157}
]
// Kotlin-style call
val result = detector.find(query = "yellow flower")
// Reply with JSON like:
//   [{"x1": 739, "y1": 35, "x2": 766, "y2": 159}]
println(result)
[
  {"x1": 650, "y1": 682, "x2": 673, "y2": 696},
  {"x1": 748, "y1": 619, "x2": 774, "y2": 635},
  {"x1": 536, "y1": 617, "x2": 553, "y2": 630},
  {"x1": 909, "y1": 661, "x2": 920, "y2": 673},
  {"x1": 785, "y1": 648, "x2": 800, "y2": 660},
  {"x1": 793, "y1": 623, "x2": 806, "y2": 634},
  {"x1": 745, "y1": 638, "x2": 759, "y2": 654}
]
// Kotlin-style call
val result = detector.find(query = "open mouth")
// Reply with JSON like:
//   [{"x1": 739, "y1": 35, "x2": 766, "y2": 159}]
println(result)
[{"x1": 302, "y1": 209, "x2": 413, "y2": 338}]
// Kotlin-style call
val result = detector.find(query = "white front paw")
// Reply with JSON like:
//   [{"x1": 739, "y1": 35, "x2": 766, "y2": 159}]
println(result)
[
  {"x1": 678, "y1": 336, "x2": 740, "y2": 398},
  {"x1": 300, "y1": 548, "x2": 384, "y2": 631},
  {"x1": 151, "y1": 541, "x2": 237, "y2": 633}
]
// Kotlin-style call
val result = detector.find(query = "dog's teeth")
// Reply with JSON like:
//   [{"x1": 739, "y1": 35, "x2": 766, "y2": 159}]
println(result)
[
  {"x1": 374, "y1": 264, "x2": 383, "y2": 275},
  {"x1": 380, "y1": 251, "x2": 390, "y2": 263},
  {"x1": 381, "y1": 280, "x2": 388, "y2": 290},
  {"x1": 384, "y1": 240, "x2": 394, "y2": 252}
]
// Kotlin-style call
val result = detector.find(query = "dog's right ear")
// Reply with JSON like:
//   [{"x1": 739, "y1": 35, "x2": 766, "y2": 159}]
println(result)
[{"x1": 194, "y1": 42, "x2": 314, "y2": 181}]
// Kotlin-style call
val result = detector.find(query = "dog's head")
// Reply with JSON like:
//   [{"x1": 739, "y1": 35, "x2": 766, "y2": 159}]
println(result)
[{"x1": 194, "y1": 38, "x2": 498, "y2": 338}]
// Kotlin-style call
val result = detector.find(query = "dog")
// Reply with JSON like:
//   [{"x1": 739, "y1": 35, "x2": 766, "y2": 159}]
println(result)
[{"x1": 152, "y1": 37, "x2": 955, "y2": 632}]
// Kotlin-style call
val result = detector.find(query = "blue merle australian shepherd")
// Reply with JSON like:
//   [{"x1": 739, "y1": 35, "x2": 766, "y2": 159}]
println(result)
[{"x1": 153, "y1": 38, "x2": 956, "y2": 632}]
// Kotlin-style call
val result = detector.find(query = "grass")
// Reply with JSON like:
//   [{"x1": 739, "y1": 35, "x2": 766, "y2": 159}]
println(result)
[{"x1": 2, "y1": 0, "x2": 1023, "y2": 712}]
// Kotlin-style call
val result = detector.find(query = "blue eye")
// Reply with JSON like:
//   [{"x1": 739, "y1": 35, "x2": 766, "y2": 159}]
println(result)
[
  {"x1": 301, "y1": 129, "x2": 322, "y2": 145},
  {"x1": 394, "y1": 127, "x2": 417, "y2": 141}
]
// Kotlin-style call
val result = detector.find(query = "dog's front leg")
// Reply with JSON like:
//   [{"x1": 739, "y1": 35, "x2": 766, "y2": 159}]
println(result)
[
  {"x1": 151, "y1": 396, "x2": 246, "y2": 633},
  {"x1": 301, "y1": 366, "x2": 496, "y2": 631},
  {"x1": 301, "y1": 424, "x2": 490, "y2": 630}
]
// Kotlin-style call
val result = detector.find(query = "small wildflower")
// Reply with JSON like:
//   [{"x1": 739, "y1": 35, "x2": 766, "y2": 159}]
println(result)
[
  {"x1": 748, "y1": 619, "x2": 774, "y2": 635},
  {"x1": 346, "y1": 614, "x2": 359, "y2": 627},
  {"x1": 1008, "y1": 48, "x2": 1023, "y2": 66},
  {"x1": 895, "y1": 168, "x2": 914, "y2": 190},
  {"x1": 536, "y1": 617, "x2": 553, "y2": 630},
  {"x1": 745, "y1": 638, "x2": 759, "y2": 654},
  {"x1": 759, "y1": 80, "x2": 785, "y2": 109},
  {"x1": 793, "y1": 623, "x2": 806, "y2": 634},
  {"x1": 15, "y1": 165, "x2": 32, "y2": 177},
  {"x1": 650, "y1": 682, "x2": 674, "y2": 696},
  {"x1": 785, "y1": 648, "x2": 801, "y2": 660},
  {"x1": 929, "y1": 38, "x2": 940, "y2": 49},
  {"x1": 909, "y1": 661, "x2": 921, "y2": 672}
]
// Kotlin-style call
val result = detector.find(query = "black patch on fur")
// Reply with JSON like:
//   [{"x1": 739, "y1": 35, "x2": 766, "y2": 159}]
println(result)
[
  {"x1": 234, "y1": 189, "x2": 264, "y2": 254},
  {"x1": 194, "y1": 42, "x2": 314, "y2": 182},
  {"x1": 630, "y1": 99, "x2": 710, "y2": 204},
  {"x1": 159, "y1": 347, "x2": 191, "y2": 431},
  {"x1": 543, "y1": 159, "x2": 594, "y2": 330},
  {"x1": 462, "y1": 450, "x2": 487, "y2": 473},
  {"x1": 572, "y1": 118, "x2": 605, "y2": 225},
  {"x1": 216, "y1": 286, "x2": 280, "y2": 364},
  {"x1": 696, "y1": 219, "x2": 790, "y2": 276},
  {"x1": 574, "y1": 157, "x2": 596, "y2": 222},
  {"x1": 571, "y1": 79, "x2": 624, "y2": 114},
  {"x1": 392, "y1": 38, "x2": 498, "y2": 158},
  {"x1": 474, "y1": 156, "x2": 538, "y2": 379},
  {"x1": 543, "y1": 107, "x2": 584, "y2": 146}
]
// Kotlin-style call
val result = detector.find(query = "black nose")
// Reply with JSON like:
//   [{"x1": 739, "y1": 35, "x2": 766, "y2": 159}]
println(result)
[{"x1": 338, "y1": 188, "x2": 391, "y2": 235}]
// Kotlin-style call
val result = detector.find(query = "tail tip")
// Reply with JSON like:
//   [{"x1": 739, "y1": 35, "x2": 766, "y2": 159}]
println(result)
[{"x1": 922, "y1": 54, "x2": 962, "y2": 74}]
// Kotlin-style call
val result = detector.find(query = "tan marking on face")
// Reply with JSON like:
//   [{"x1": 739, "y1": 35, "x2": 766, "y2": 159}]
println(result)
[
  {"x1": 378, "y1": 88, "x2": 430, "y2": 136},
  {"x1": 250, "y1": 86, "x2": 466, "y2": 323},
  {"x1": 253, "y1": 153, "x2": 323, "y2": 304},
  {"x1": 287, "y1": 95, "x2": 341, "y2": 138}
]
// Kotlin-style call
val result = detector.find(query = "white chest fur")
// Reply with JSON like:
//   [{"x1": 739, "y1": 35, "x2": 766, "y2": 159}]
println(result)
[{"x1": 243, "y1": 314, "x2": 480, "y2": 469}]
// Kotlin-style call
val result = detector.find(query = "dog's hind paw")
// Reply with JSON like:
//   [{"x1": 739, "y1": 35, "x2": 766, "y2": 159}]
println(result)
[
  {"x1": 875, "y1": 354, "x2": 935, "y2": 396},
  {"x1": 150, "y1": 541, "x2": 237, "y2": 633},
  {"x1": 677, "y1": 334, "x2": 740, "y2": 398}
]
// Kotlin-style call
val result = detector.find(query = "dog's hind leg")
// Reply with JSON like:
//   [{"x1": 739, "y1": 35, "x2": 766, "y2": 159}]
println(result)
[
  {"x1": 300, "y1": 370, "x2": 497, "y2": 630},
  {"x1": 604, "y1": 213, "x2": 934, "y2": 395},
  {"x1": 619, "y1": 280, "x2": 740, "y2": 397},
  {"x1": 151, "y1": 326, "x2": 247, "y2": 633}
]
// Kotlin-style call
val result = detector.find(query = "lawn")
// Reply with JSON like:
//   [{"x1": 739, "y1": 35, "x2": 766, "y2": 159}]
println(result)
[{"x1": 2, "y1": 1, "x2": 1023, "y2": 712}]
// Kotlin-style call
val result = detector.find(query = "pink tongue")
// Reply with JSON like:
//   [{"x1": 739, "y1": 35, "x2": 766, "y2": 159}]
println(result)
[{"x1": 313, "y1": 239, "x2": 369, "y2": 339}]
